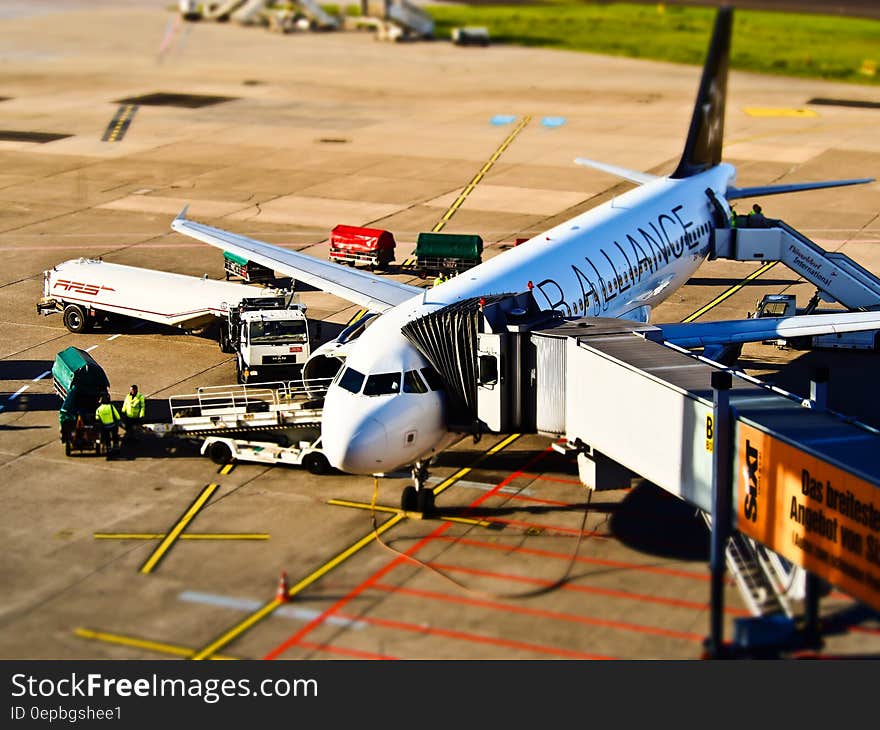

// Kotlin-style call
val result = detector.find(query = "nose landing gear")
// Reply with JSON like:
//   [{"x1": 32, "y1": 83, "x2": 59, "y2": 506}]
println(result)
[{"x1": 401, "y1": 460, "x2": 435, "y2": 514}]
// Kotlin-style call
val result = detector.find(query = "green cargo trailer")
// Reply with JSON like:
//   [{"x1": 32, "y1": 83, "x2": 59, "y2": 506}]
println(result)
[
  {"x1": 54, "y1": 346, "x2": 109, "y2": 421},
  {"x1": 414, "y1": 232, "x2": 483, "y2": 278}
]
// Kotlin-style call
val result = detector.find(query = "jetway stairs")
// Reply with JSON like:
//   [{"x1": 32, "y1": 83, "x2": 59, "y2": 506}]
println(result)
[
  {"x1": 702, "y1": 512, "x2": 801, "y2": 618},
  {"x1": 713, "y1": 219, "x2": 880, "y2": 310}
]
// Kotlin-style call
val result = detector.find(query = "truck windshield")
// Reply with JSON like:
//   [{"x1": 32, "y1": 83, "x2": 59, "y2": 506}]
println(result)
[{"x1": 248, "y1": 320, "x2": 308, "y2": 344}]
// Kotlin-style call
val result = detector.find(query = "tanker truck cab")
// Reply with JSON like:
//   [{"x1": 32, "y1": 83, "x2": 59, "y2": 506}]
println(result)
[{"x1": 229, "y1": 299, "x2": 311, "y2": 383}]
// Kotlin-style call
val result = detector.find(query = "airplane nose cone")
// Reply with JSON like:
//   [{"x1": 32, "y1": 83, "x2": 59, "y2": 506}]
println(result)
[{"x1": 323, "y1": 417, "x2": 389, "y2": 474}]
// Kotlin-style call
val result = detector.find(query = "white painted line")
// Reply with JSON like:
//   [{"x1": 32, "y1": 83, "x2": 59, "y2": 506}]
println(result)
[
  {"x1": 427, "y1": 476, "x2": 533, "y2": 496},
  {"x1": 178, "y1": 590, "x2": 367, "y2": 630},
  {"x1": 107, "y1": 334, "x2": 121, "y2": 341},
  {"x1": 85, "y1": 345, "x2": 98, "y2": 352},
  {"x1": 9, "y1": 385, "x2": 29, "y2": 401},
  {"x1": 33, "y1": 370, "x2": 51, "y2": 382}
]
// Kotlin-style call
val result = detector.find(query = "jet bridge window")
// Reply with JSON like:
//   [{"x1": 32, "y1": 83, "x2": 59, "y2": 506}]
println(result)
[
  {"x1": 363, "y1": 372, "x2": 401, "y2": 396},
  {"x1": 403, "y1": 370, "x2": 428, "y2": 394},
  {"x1": 338, "y1": 366, "x2": 365, "y2": 394}
]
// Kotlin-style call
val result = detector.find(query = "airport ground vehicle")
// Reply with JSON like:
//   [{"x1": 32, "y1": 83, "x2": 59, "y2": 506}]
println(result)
[
  {"x1": 37, "y1": 258, "x2": 311, "y2": 382},
  {"x1": 145, "y1": 379, "x2": 330, "y2": 473},
  {"x1": 53, "y1": 346, "x2": 111, "y2": 455},
  {"x1": 329, "y1": 225, "x2": 396, "y2": 270},
  {"x1": 201, "y1": 434, "x2": 329, "y2": 474},
  {"x1": 753, "y1": 294, "x2": 880, "y2": 350},
  {"x1": 223, "y1": 251, "x2": 276, "y2": 283},
  {"x1": 414, "y1": 232, "x2": 482, "y2": 278}
]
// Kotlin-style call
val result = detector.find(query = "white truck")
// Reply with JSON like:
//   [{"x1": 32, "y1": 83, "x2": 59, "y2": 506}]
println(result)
[
  {"x1": 753, "y1": 293, "x2": 880, "y2": 351},
  {"x1": 37, "y1": 258, "x2": 312, "y2": 382}
]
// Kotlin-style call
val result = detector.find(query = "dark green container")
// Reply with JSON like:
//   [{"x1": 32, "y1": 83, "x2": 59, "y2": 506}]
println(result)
[{"x1": 415, "y1": 232, "x2": 483, "y2": 260}]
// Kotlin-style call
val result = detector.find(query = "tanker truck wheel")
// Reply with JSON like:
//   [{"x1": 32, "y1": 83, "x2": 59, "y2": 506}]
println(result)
[{"x1": 62, "y1": 304, "x2": 91, "y2": 333}]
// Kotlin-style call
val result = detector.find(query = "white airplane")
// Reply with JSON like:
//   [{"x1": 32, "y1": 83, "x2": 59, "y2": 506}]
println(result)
[{"x1": 172, "y1": 8, "x2": 877, "y2": 511}]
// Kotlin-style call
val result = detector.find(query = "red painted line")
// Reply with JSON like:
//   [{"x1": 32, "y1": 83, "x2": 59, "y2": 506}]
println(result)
[
  {"x1": 431, "y1": 535, "x2": 713, "y2": 581},
  {"x1": 297, "y1": 640, "x2": 397, "y2": 660},
  {"x1": 263, "y1": 445, "x2": 554, "y2": 660},
  {"x1": 427, "y1": 562, "x2": 750, "y2": 617},
  {"x1": 331, "y1": 610, "x2": 613, "y2": 660},
  {"x1": 850, "y1": 625, "x2": 880, "y2": 636},
  {"x1": 371, "y1": 582, "x2": 705, "y2": 643}
]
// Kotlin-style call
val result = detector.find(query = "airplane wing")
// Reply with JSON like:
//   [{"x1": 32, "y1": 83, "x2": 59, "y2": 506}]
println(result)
[
  {"x1": 650, "y1": 310, "x2": 880, "y2": 349},
  {"x1": 171, "y1": 208, "x2": 423, "y2": 313}
]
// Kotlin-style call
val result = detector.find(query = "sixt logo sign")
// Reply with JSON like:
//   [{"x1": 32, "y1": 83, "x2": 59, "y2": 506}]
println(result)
[
  {"x1": 743, "y1": 439, "x2": 759, "y2": 522},
  {"x1": 54, "y1": 279, "x2": 115, "y2": 296}
]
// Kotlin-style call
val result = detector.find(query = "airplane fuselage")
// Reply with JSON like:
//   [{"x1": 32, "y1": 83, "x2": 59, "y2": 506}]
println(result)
[{"x1": 320, "y1": 164, "x2": 737, "y2": 474}]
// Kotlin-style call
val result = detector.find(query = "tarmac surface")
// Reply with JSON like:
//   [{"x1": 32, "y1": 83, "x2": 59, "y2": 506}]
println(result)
[{"x1": 1, "y1": 3, "x2": 879, "y2": 660}]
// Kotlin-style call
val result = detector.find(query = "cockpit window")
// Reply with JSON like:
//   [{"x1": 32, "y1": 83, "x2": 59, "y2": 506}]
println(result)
[
  {"x1": 403, "y1": 370, "x2": 428, "y2": 394},
  {"x1": 420, "y1": 366, "x2": 444, "y2": 391},
  {"x1": 338, "y1": 367, "x2": 365, "y2": 394},
  {"x1": 363, "y1": 372, "x2": 401, "y2": 396}
]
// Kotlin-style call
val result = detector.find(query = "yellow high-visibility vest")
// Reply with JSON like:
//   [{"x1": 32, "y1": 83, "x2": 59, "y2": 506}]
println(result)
[
  {"x1": 122, "y1": 392, "x2": 145, "y2": 419},
  {"x1": 96, "y1": 403, "x2": 120, "y2": 426}
]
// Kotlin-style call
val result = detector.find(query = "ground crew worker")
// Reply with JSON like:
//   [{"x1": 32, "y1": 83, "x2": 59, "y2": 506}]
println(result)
[
  {"x1": 95, "y1": 392, "x2": 121, "y2": 451},
  {"x1": 748, "y1": 203, "x2": 767, "y2": 227},
  {"x1": 433, "y1": 272, "x2": 448, "y2": 287},
  {"x1": 122, "y1": 384, "x2": 145, "y2": 441}
]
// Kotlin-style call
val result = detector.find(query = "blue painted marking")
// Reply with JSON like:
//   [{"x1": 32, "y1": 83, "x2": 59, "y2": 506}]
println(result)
[
  {"x1": 490, "y1": 115, "x2": 516, "y2": 126},
  {"x1": 541, "y1": 116, "x2": 567, "y2": 128}
]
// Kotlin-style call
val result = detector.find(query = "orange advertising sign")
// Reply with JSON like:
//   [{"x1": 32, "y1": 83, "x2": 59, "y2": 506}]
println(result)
[{"x1": 735, "y1": 422, "x2": 880, "y2": 611}]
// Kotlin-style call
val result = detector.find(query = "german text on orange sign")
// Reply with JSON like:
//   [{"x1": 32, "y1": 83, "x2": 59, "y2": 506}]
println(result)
[{"x1": 735, "y1": 422, "x2": 880, "y2": 611}]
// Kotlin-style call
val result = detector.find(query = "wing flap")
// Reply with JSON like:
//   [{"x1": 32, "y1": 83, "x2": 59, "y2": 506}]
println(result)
[{"x1": 171, "y1": 210, "x2": 422, "y2": 313}]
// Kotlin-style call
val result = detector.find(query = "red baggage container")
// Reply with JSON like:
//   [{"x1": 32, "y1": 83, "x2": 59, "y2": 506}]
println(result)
[{"x1": 329, "y1": 225, "x2": 396, "y2": 270}]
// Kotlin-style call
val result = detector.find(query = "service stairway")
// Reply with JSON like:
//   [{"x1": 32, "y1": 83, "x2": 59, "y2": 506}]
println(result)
[{"x1": 713, "y1": 219, "x2": 880, "y2": 310}]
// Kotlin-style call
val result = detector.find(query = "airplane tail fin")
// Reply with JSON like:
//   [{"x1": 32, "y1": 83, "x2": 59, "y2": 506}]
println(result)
[{"x1": 670, "y1": 7, "x2": 733, "y2": 179}]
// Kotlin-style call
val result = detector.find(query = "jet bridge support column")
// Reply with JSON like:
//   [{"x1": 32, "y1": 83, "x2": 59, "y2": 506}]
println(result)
[
  {"x1": 705, "y1": 371, "x2": 733, "y2": 659},
  {"x1": 802, "y1": 366, "x2": 830, "y2": 649}
]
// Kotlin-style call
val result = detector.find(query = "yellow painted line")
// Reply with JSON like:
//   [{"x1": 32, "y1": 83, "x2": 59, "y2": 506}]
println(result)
[
  {"x1": 327, "y1": 498, "x2": 492, "y2": 527},
  {"x1": 681, "y1": 261, "x2": 778, "y2": 323},
  {"x1": 191, "y1": 515, "x2": 405, "y2": 661},
  {"x1": 345, "y1": 308, "x2": 367, "y2": 327},
  {"x1": 219, "y1": 463, "x2": 234, "y2": 475},
  {"x1": 190, "y1": 433, "x2": 521, "y2": 660},
  {"x1": 139, "y1": 483, "x2": 219, "y2": 574},
  {"x1": 74, "y1": 628, "x2": 234, "y2": 660},
  {"x1": 432, "y1": 116, "x2": 531, "y2": 233},
  {"x1": 743, "y1": 107, "x2": 818, "y2": 118},
  {"x1": 94, "y1": 533, "x2": 269, "y2": 540}
]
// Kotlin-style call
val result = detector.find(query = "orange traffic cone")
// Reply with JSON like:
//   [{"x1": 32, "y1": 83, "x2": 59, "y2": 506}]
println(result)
[{"x1": 276, "y1": 571, "x2": 290, "y2": 603}]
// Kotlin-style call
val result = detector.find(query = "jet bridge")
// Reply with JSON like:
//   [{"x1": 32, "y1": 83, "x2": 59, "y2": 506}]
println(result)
[
  {"x1": 713, "y1": 219, "x2": 880, "y2": 310},
  {"x1": 413, "y1": 293, "x2": 880, "y2": 650},
  {"x1": 530, "y1": 322, "x2": 880, "y2": 648}
]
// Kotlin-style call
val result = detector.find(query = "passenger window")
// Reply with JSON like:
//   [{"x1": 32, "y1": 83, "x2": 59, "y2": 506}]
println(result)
[
  {"x1": 338, "y1": 367, "x2": 365, "y2": 394},
  {"x1": 403, "y1": 370, "x2": 428, "y2": 394},
  {"x1": 420, "y1": 366, "x2": 444, "y2": 391},
  {"x1": 363, "y1": 372, "x2": 401, "y2": 396}
]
